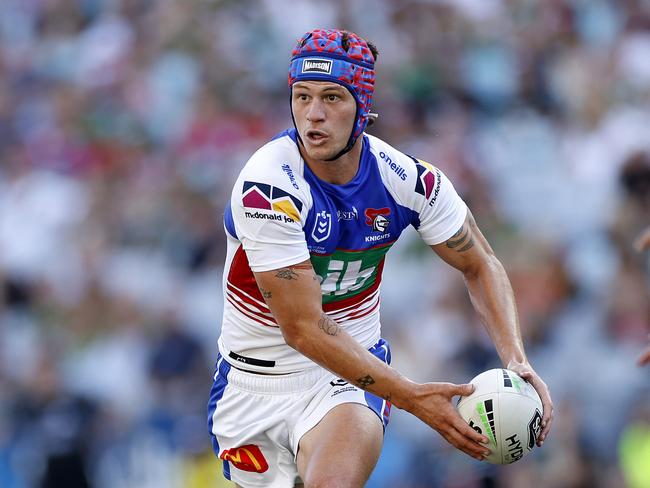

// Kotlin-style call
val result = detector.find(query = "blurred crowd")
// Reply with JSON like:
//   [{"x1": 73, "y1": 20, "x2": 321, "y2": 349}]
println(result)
[{"x1": 1, "y1": 0, "x2": 649, "y2": 487}]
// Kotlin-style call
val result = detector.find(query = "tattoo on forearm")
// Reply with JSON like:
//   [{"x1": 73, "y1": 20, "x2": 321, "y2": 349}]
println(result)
[
  {"x1": 356, "y1": 375, "x2": 376, "y2": 388},
  {"x1": 259, "y1": 287, "x2": 272, "y2": 299},
  {"x1": 318, "y1": 313, "x2": 340, "y2": 336},
  {"x1": 446, "y1": 220, "x2": 474, "y2": 252},
  {"x1": 275, "y1": 268, "x2": 298, "y2": 280}
]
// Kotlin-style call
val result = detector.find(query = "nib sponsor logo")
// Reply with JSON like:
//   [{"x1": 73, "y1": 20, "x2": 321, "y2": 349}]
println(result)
[
  {"x1": 242, "y1": 181, "x2": 302, "y2": 222},
  {"x1": 220, "y1": 444, "x2": 269, "y2": 473}
]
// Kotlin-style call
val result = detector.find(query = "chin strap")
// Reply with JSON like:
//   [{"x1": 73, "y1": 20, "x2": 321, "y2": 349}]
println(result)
[
  {"x1": 324, "y1": 132, "x2": 358, "y2": 161},
  {"x1": 323, "y1": 113, "x2": 378, "y2": 161}
]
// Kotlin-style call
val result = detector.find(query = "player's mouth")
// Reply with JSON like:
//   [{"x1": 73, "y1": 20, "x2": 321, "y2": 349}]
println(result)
[{"x1": 305, "y1": 129, "x2": 329, "y2": 146}]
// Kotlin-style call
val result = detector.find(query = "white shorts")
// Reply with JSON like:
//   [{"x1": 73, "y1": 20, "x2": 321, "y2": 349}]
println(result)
[{"x1": 207, "y1": 339, "x2": 392, "y2": 488}]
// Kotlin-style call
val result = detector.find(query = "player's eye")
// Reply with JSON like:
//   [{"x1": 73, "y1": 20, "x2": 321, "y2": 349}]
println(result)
[{"x1": 326, "y1": 94, "x2": 339, "y2": 102}]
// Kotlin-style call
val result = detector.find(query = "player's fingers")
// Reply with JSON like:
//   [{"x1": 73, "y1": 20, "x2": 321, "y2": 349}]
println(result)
[
  {"x1": 634, "y1": 227, "x2": 650, "y2": 252},
  {"x1": 507, "y1": 366, "x2": 553, "y2": 445},
  {"x1": 443, "y1": 426, "x2": 488, "y2": 460},
  {"x1": 452, "y1": 416, "x2": 489, "y2": 445},
  {"x1": 528, "y1": 377, "x2": 553, "y2": 445},
  {"x1": 508, "y1": 364, "x2": 533, "y2": 381},
  {"x1": 442, "y1": 382, "x2": 474, "y2": 398},
  {"x1": 538, "y1": 399, "x2": 554, "y2": 446},
  {"x1": 637, "y1": 343, "x2": 650, "y2": 366}
]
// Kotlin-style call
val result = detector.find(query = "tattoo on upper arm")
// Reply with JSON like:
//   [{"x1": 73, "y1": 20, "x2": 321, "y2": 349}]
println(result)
[
  {"x1": 274, "y1": 262, "x2": 320, "y2": 282},
  {"x1": 275, "y1": 268, "x2": 298, "y2": 280},
  {"x1": 356, "y1": 375, "x2": 376, "y2": 388},
  {"x1": 446, "y1": 218, "x2": 474, "y2": 252},
  {"x1": 318, "y1": 312, "x2": 341, "y2": 336},
  {"x1": 259, "y1": 287, "x2": 272, "y2": 299}
]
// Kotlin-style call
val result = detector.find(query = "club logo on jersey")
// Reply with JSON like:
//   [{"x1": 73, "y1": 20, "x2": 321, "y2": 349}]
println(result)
[
  {"x1": 413, "y1": 158, "x2": 441, "y2": 206},
  {"x1": 220, "y1": 444, "x2": 269, "y2": 473},
  {"x1": 337, "y1": 206, "x2": 358, "y2": 221},
  {"x1": 302, "y1": 58, "x2": 333, "y2": 74},
  {"x1": 242, "y1": 181, "x2": 302, "y2": 223},
  {"x1": 365, "y1": 208, "x2": 391, "y2": 233},
  {"x1": 312, "y1": 210, "x2": 332, "y2": 242}
]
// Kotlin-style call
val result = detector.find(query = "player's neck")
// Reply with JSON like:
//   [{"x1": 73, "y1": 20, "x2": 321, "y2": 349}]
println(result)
[{"x1": 300, "y1": 138, "x2": 363, "y2": 185}]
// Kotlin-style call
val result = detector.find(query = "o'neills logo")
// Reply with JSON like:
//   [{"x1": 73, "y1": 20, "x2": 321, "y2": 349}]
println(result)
[
  {"x1": 220, "y1": 444, "x2": 269, "y2": 473},
  {"x1": 302, "y1": 58, "x2": 333, "y2": 74}
]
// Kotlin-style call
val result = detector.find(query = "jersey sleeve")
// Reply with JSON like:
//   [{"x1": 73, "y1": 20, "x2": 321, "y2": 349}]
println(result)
[
  {"x1": 413, "y1": 163, "x2": 468, "y2": 246},
  {"x1": 230, "y1": 175, "x2": 311, "y2": 273}
]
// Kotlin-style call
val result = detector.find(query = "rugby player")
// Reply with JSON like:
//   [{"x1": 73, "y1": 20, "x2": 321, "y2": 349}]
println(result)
[
  {"x1": 635, "y1": 226, "x2": 650, "y2": 366},
  {"x1": 208, "y1": 28, "x2": 553, "y2": 487}
]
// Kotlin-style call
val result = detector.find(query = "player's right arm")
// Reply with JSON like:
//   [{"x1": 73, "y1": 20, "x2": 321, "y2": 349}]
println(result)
[{"x1": 253, "y1": 261, "x2": 491, "y2": 460}]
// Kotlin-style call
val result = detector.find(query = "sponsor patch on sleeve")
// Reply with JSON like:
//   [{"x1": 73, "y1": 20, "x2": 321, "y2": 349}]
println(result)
[
  {"x1": 413, "y1": 158, "x2": 441, "y2": 207},
  {"x1": 242, "y1": 181, "x2": 303, "y2": 223}
]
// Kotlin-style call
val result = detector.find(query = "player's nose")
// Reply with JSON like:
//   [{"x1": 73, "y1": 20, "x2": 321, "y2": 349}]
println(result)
[{"x1": 305, "y1": 99, "x2": 326, "y2": 122}]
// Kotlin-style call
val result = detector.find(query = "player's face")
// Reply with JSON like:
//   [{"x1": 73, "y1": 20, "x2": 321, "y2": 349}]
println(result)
[{"x1": 291, "y1": 81, "x2": 356, "y2": 161}]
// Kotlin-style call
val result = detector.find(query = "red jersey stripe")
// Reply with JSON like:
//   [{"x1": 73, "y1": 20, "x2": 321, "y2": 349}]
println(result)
[{"x1": 226, "y1": 296, "x2": 279, "y2": 328}]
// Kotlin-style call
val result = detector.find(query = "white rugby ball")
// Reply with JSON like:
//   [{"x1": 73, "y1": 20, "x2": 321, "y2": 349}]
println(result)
[{"x1": 457, "y1": 368, "x2": 543, "y2": 464}]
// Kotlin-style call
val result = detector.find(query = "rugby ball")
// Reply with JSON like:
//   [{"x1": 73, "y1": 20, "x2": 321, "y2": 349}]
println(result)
[{"x1": 457, "y1": 368, "x2": 543, "y2": 464}]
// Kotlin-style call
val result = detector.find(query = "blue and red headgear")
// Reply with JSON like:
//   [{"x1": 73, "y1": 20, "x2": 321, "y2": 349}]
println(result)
[{"x1": 288, "y1": 29, "x2": 376, "y2": 159}]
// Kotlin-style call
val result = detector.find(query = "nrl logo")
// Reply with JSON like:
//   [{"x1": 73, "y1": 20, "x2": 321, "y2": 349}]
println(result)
[
  {"x1": 302, "y1": 58, "x2": 333, "y2": 74},
  {"x1": 311, "y1": 210, "x2": 332, "y2": 243}
]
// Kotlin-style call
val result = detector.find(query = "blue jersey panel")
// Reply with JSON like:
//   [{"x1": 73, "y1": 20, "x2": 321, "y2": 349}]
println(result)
[{"x1": 298, "y1": 132, "x2": 417, "y2": 254}]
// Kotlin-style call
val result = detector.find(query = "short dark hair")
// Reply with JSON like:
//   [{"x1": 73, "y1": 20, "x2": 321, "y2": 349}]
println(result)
[{"x1": 341, "y1": 31, "x2": 379, "y2": 61}]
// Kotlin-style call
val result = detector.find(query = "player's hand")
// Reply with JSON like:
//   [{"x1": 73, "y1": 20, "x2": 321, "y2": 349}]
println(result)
[
  {"x1": 638, "y1": 337, "x2": 650, "y2": 366},
  {"x1": 409, "y1": 382, "x2": 491, "y2": 461},
  {"x1": 634, "y1": 226, "x2": 650, "y2": 252},
  {"x1": 507, "y1": 360, "x2": 553, "y2": 447}
]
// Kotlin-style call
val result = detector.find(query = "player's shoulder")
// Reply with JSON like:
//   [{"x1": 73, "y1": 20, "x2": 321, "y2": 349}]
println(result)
[
  {"x1": 232, "y1": 130, "x2": 311, "y2": 218},
  {"x1": 240, "y1": 130, "x2": 301, "y2": 179},
  {"x1": 365, "y1": 133, "x2": 444, "y2": 206},
  {"x1": 235, "y1": 130, "x2": 307, "y2": 190}
]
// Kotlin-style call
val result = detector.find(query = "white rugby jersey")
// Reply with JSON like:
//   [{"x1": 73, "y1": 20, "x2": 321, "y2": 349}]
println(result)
[{"x1": 218, "y1": 129, "x2": 467, "y2": 373}]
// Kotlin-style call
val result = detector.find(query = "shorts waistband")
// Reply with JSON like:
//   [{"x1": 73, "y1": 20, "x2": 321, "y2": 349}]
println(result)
[{"x1": 216, "y1": 354, "x2": 327, "y2": 395}]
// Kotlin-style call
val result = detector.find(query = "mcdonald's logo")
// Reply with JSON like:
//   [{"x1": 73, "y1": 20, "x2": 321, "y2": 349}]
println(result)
[{"x1": 220, "y1": 444, "x2": 269, "y2": 473}]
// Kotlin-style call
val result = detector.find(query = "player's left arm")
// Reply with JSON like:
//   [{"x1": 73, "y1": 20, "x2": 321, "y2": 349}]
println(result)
[{"x1": 431, "y1": 209, "x2": 553, "y2": 446}]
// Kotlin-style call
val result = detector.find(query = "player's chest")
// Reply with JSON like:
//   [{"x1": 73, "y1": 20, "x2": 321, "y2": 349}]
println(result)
[{"x1": 303, "y1": 184, "x2": 409, "y2": 255}]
